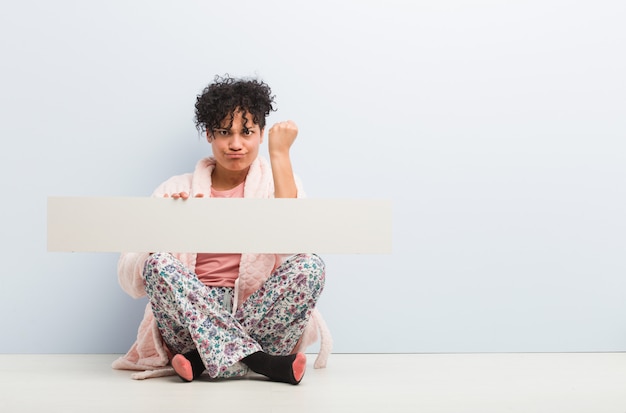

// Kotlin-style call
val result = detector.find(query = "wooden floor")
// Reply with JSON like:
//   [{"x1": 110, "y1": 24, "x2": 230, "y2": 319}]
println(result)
[{"x1": 1, "y1": 353, "x2": 625, "y2": 412}]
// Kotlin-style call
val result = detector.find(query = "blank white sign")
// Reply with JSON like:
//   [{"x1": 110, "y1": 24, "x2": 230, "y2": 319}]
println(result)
[{"x1": 47, "y1": 197, "x2": 392, "y2": 254}]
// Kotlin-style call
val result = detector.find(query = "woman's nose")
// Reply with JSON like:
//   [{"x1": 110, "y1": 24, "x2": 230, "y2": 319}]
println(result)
[{"x1": 229, "y1": 135, "x2": 243, "y2": 149}]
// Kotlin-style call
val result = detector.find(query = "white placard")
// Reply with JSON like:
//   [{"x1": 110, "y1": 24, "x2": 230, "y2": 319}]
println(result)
[{"x1": 47, "y1": 197, "x2": 392, "y2": 254}]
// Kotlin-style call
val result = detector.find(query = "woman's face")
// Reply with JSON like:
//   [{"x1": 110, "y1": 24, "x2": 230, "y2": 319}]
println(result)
[{"x1": 208, "y1": 110, "x2": 263, "y2": 173}]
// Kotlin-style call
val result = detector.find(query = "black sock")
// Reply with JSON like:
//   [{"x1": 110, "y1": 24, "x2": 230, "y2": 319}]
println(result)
[
  {"x1": 183, "y1": 349, "x2": 206, "y2": 379},
  {"x1": 242, "y1": 351, "x2": 306, "y2": 385}
]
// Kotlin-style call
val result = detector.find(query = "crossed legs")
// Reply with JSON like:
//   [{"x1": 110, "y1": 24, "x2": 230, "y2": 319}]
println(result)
[{"x1": 142, "y1": 252, "x2": 325, "y2": 383}]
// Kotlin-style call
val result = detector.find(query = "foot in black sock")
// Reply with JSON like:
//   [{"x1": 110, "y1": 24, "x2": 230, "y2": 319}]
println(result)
[
  {"x1": 242, "y1": 351, "x2": 306, "y2": 385},
  {"x1": 171, "y1": 349, "x2": 206, "y2": 382}
]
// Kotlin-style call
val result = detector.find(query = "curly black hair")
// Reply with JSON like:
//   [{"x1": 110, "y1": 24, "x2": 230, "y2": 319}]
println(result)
[{"x1": 194, "y1": 74, "x2": 276, "y2": 135}]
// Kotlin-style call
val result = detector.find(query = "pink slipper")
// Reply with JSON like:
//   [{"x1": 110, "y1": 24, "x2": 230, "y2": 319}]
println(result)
[
  {"x1": 292, "y1": 353, "x2": 307, "y2": 384},
  {"x1": 172, "y1": 354, "x2": 194, "y2": 382}
]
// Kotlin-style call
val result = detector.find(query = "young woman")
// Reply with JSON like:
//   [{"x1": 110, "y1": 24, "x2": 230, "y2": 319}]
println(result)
[{"x1": 112, "y1": 75, "x2": 330, "y2": 384}]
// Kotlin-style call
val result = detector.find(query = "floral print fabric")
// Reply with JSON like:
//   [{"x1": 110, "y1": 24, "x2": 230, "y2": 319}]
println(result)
[{"x1": 142, "y1": 252, "x2": 325, "y2": 378}]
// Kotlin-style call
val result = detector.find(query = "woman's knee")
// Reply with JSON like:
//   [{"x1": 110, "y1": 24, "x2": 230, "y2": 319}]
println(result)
[
  {"x1": 142, "y1": 252, "x2": 175, "y2": 285},
  {"x1": 308, "y1": 253, "x2": 325, "y2": 282},
  {"x1": 293, "y1": 253, "x2": 326, "y2": 295},
  {"x1": 311, "y1": 254, "x2": 326, "y2": 296}
]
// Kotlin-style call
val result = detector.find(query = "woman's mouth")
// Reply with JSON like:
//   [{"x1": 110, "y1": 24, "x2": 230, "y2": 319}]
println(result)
[{"x1": 225, "y1": 153, "x2": 245, "y2": 159}]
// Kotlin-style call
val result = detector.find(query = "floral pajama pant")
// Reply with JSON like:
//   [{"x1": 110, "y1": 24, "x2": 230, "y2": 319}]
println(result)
[{"x1": 142, "y1": 252, "x2": 325, "y2": 378}]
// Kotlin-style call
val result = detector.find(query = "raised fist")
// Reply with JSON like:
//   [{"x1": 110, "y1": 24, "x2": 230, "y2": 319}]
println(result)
[{"x1": 268, "y1": 120, "x2": 298, "y2": 155}]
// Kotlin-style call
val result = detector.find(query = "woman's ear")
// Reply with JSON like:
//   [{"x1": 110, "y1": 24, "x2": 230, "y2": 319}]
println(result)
[
  {"x1": 260, "y1": 128, "x2": 265, "y2": 144},
  {"x1": 206, "y1": 130, "x2": 213, "y2": 142}
]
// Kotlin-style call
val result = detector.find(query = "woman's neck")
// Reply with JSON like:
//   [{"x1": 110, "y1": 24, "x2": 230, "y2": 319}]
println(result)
[{"x1": 211, "y1": 165, "x2": 249, "y2": 191}]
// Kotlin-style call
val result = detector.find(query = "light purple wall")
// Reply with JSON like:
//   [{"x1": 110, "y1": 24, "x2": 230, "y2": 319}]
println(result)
[{"x1": 1, "y1": 0, "x2": 625, "y2": 353}]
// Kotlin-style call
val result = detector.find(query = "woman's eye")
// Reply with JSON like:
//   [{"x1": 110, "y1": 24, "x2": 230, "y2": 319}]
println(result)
[{"x1": 215, "y1": 130, "x2": 228, "y2": 136}]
